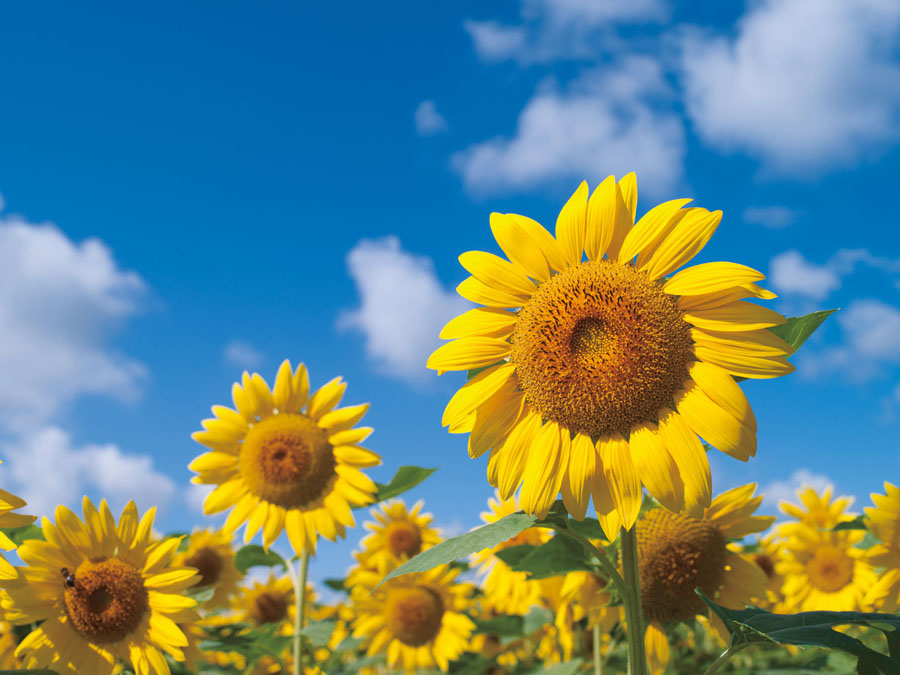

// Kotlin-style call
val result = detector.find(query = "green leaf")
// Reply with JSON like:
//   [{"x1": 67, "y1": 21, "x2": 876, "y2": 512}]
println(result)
[
  {"x1": 567, "y1": 517, "x2": 608, "y2": 540},
  {"x1": 834, "y1": 516, "x2": 868, "y2": 531},
  {"x1": 376, "y1": 512, "x2": 537, "y2": 587},
  {"x1": 233, "y1": 545, "x2": 287, "y2": 575},
  {"x1": 472, "y1": 614, "x2": 525, "y2": 637},
  {"x1": 1, "y1": 524, "x2": 44, "y2": 546},
  {"x1": 492, "y1": 544, "x2": 536, "y2": 568},
  {"x1": 186, "y1": 584, "x2": 216, "y2": 604},
  {"x1": 697, "y1": 589, "x2": 900, "y2": 674},
  {"x1": 769, "y1": 309, "x2": 838, "y2": 352},
  {"x1": 522, "y1": 606, "x2": 554, "y2": 635},
  {"x1": 301, "y1": 619, "x2": 335, "y2": 647},
  {"x1": 369, "y1": 466, "x2": 436, "y2": 504},
  {"x1": 522, "y1": 661, "x2": 583, "y2": 675},
  {"x1": 323, "y1": 577, "x2": 346, "y2": 592},
  {"x1": 507, "y1": 535, "x2": 597, "y2": 579}
]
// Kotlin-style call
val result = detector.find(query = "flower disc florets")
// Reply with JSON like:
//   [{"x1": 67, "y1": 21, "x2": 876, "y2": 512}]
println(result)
[
  {"x1": 63, "y1": 557, "x2": 148, "y2": 644},
  {"x1": 385, "y1": 586, "x2": 445, "y2": 647}
]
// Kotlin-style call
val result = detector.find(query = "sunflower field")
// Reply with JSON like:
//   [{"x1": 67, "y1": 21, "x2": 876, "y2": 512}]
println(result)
[{"x1": 0, "y1": 176, "x2": 898, "y2": 675}]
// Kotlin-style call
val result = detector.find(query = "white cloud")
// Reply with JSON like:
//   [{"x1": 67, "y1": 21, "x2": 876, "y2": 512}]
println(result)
[
  {"x1": 2, "y1": 426, "x2": 175, "y2": 520},
  {"x1": 743, "y1": 205, "x2": 798, "y2": 229},
  {"x1": 223, "y1": 340, "x2": 264, "y2": 370},
  {"x1": 338, "y1": 237, "x2": 469, "y2": 385},
  {"x1": 414, "y1": 100, "x2": 448, "y2": 137},
  {"x1": 769, "y1": 250, "x2": 841, "y2": 300},
  {"x1": 0, "y1": 203, "x2": 147, "y2": 430},
  {"x1": 762, "y1": 468, "x2": 835, "y2": 512},
  {"x1": 185, "y1": 483, "x2": 214, "y2": 514},
  {"x1": 680, "y1": 0, "x2": 900, "y2": 174},
  {"x1": 465, "y1": 21, "x2": 528, "y2": 63},
  {"x1": 453, "y1": 58, "x2": 685, "y2": 198}
]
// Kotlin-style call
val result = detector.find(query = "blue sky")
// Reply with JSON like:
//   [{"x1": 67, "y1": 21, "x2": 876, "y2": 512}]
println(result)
[{"x1": 0, "y1": 0, "x2": 898, "y2": 581}]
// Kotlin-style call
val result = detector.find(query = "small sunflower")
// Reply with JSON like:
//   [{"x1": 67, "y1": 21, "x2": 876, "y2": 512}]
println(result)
[
  {"x1": 233, "y1": 574, "x2": 295, "y2": 628},
  {"x1": 190, "y1": 360, "x2": 382, "y2": 554},
  {"x1": 174, "y1": 528, "x2": 242, "y2": 609},
  {"x1": 428, "y1": 175, "x2": 792, "y2": 531},
  {"x1": 779, "y1": 484, "x2": 855, "y2": 532},
  {"x1": 746, "y1": 534, "x2": 786, "y2": 610},
  {"x1": 472, "y1": 491, "x2": 550, "y2": 615},
  {"x1": 0, "y1": 483, "x2": 36, "y2": 579},
  {"x1": 350, "y1": 563, "x2": 475, "y2": 673},
  {"x1": 0, "y1": 497, "x2": 198, "y2": 675},
  {"x1": 636, "y1": 484, "x2": 773, "y2": 675},
  {"x1": 355, "y1": 499, "x2": 442, "y2": 573},
  {"x1": 864, "y1": 482, "x2": 900, "y2": 611},
  {"x1": 776, "y1": 486, "x2": 876, "y2": 612}
]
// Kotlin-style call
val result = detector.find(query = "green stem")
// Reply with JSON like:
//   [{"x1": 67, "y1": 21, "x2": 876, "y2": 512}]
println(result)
[
  {"x1": 620, "y1": 526, "x2": 647, "y2": 675},
  {"x1": 703, "y1": 642, "x2": 752, "y2": 675},
  {"x1": 293, "y1": 550, "x2": 310, "y2": 675},
  {"x1": 552, "y1": 524, "x2": 628, "y2": 597},
  {"x1": 593, "y1": 623, "x2": 603, "y2": 675}
]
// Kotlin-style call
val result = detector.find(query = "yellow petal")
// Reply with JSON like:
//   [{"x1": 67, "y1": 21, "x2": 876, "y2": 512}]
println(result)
[
  {"x1": 691, "y1": 327, "x2": 793, "y2": 358},
  {"x1": 520, "y1": 421, "x2": 568, "y2": 518},
  {"x1": 439, "y1": 308, "x2": 518, "y2": 339},
  {"x1": 618, "y1": 198, "x2": 692, "y2": 264},
  {"x1": 307, "y1": 377, "x2": 346, "y2": 420},
  {"x1": 628, "y1": 423, "x2": 684, "y2": 513},
  {"x1": 204, "y1": 479, "x2": 247, "y2": 515},
  {"x1": 441, "y1": 363, "x2": 516, "y2": 429},
  {"x1": 561, "y1": 433, "x2": 596, "y2": 521},
  {"x1": 664, "y1": 262, "x2": 766, "y2": 296},
  {"x1": 457, "y1": 276, "x2": 526, "y2": 309},
  {"x1": 509, "y1": 213, "x2": 568, "y2": 272},
  {"x1": 490, "y1": 212, "x2": 552, "y2": 281},
  {"x1": 319, "y1": 403, "x2": 370, "y2": 432},
  {"x1": 468, "y1": 385, "x2": 524, "y2": 459},
  {"x1": 496, "y1": 411, "x2": 543, "y2": 500},
  {"x1": 693, "y1": 344, "x2": 795, "y2": 379},
  {"x1": 427, "y1": 338, "x2": 510, "y2": 372},
  {"x1": 272, "y1": 359, "x2": 294, "y2": 412},
  {"x1": 288, "y1": 362, "x2": 310, "y2": 412},
  {"x1": 617, "y1": 173, "x2": 638, "y2": 227},
  {"x1": 555, "y1": 181, "x2": 589, "y2": 267},
  {"x1": 599, "y1": 434, "x2": 641, "y2": 531},
  {"x1": 677, "y1": 283, "x2": 776, "y2": 311},
  {"x1": 644, "y1": 209, "x2": 722, "y2": 280},
  {"x1": 682, "y1": 301, "x2": 786, "y2": 332},
  {"x1": 657, "y1": 408, "x2": 711, "y2": 518},
  {"x1": 675, "y1": 381, "x2": 756, "y2": 461},
  {"x1": 459, "y1": 251, "x2": 537, "y2": 297},
  {"x1": 645, "y1": 622, "x2": 671, "y2": 675}
]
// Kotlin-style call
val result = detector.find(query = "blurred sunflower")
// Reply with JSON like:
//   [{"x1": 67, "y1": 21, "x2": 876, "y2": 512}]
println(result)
[
  {"x1": 355, "y1": 499, "x2": 442, "y2": 573},
  {"x1": 174, "y1": 528, "x2": 242, "y2": 609},
  {"x1": 865, "y1": 482, "x2": 900, "y2": 611},
  {"x1": 428, "y1": 175, "x2": 792, "y2": 531},
  {"x1": 779, "y1": 484, "x2": 855, "y2": 532},
  {"x1": 190, "y1": 360, "x2": 382, "y2": 554},
  {"x1": 0, "y1": 615, "x2": 22, "y2": 669},
  {"x1": 0, "y1": 498, "x2": 198, "y2": 675},
  {"x1": 472, "y1": 491, "x2": 550, "y2": 615},
  {"x1": 232, "y1": 573, "x2": 304, "y2": 629},
  {"x1": 746, "y1": 534, "x2": 785, "y2": 610},
  {"x1": 0, "y1": 483, "x2": 36, "y2": 579},
  {"x1": 350, "y1": 564, "x2": 475, "y2": 673},
  {"x1": 777, "y1": 486, "x2": 875, "y2": 612},
  {"x1": 636, "y1": 484, "x2": 773, "y2": 675}
]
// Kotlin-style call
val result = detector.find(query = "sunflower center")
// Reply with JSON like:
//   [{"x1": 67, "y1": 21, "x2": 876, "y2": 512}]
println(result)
[
  {"x1": 240, "y1": 413, "x2": 336, "y2": 508},
  {"x1": 807, "y1": 545, "x2": 854, "y2": 593},
  {"x1": 754, "y1": 553, "x2": 776, "y2": 581},
  {"x1": 251, "y1": 591, "x2": 289, "y2": 624},
  {"x1": 63, "y1": 557, "x2": 148, "y2": 644},
  {"x1": 185, "y1": 546, "x2": 224, "y2": 587},
  {"x1": 385, "y1": 522, "x2": 423, "y2": 559},
  {"x1": 385, "y1": 586, "x2": 444, "y2": 646},
  {"x1": 637, "y1": 510, "x2": 727, "y2": 624},
  {"x1": 511, "y1": 260, "x2": 692, "y2": 438}
]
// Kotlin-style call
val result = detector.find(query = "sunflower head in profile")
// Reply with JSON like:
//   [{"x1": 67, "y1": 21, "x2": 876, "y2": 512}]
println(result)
[
  {"x1": 190, "y1": 360, "x2": 382, "y2": 555},
  {"x1": 776, "y1": 486, "x2": 876, "y2": 612},
  {"x1": 354, "y1": 499, "x2": 442, "y2": 574},
  {"x1": 427, "y1": 176, "x2": 793, "y2": 532},
  {"x1": 0, "y1": 497, "x2": 199, "y2": 675},
  {"x1": 0, "y1": 482, "x2": 36, "y2": 579},
  {"x1": 864, "y1": 482, "x2": 900, "y2": 612},
  {"x1": 174, "y1": 528, "x2": 243, "y2": 609},
  {"x1": 350, "y1": 563, "x2": 475, "y2": 673},
  {"x1": 471, "y1": 491, "x2": 550, "y2": 616},
  {"x1": 636, "y1": 484, "x2": 773, "y2": 675}
]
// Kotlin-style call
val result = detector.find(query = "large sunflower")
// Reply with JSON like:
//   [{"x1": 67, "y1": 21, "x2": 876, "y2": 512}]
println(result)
[
  {"x1": 637, "y1": 484, "x2": 773, "y2": 675},
  {"x1": 190, "y1": 360, "x2": 382, "y2": 554},
  {"x1": 865, "y1": 482, "x2": 900, "y2": 611},
  {"x1": 355, "y1": 499, "x2": 442, "y2": 574},
  {"x1": 350, "y1": 563, "x2": 475, "y2": 673},
  {"x1": 174, "y1": 528, "x2": 243, "y2": 609},
  {"x1": 0, "y1": 497, "x2": 198, "y2": 675},
  {"x1": 427, "y1": 175, "x2": 792, "y2": 530},
  {"x1": 776, "y1": 486, "x2": 876, "y2": 612},
  {"x1": 0, "y1": 482, "x2": 36, "y2": 579}
]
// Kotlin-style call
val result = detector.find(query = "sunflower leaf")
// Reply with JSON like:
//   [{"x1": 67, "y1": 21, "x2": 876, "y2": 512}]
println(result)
[
  {"x1": 507, "y1": 535, "x2": 597, "y2": 579},
  {"x1": 473, "y1": 614, "x2": 525, "y2": 637},
  {"x1": 768, "y1": 309, "x2": 838, "y2": 352},
  {"x1": 375, "y1": 512, "x2": 538, "y2": 587},
  {"x1": 301, "y1": 619, "x2": 336, "y2": 647},
  {"x1": 522, "y1": 660, "x2": 583, "y2": 675},
  {"x1": 493, "y1": 543, "x2": 537, "y2": 567},
  {"x1": 0, "y1": 524, "x2": 44, "y2": 546},
  {"x1": 233, "y1": 544, "x2": 287, "y2": 575},
  {"x1": 323, "y1": 577, "x2": 346, "y2": 592},
  {"x1": 368, "y1": 465, "x2": 436, "y2": 504},
  {"x1": 833, "y1": 515, "x2": 868, "y2": 531}
]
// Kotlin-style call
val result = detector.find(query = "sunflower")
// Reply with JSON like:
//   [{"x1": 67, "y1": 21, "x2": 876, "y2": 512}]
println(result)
[
  {"x1": 355, "y1": 499, "x2": 442, "y2": 574},
  {"x1": 350, "y1": 563, "x2": 475, "y2": 673},
  {"x1": 637, "y1": 484, "x2": 773, "y2": 675},
  {"x1": 174, "y1": 528, "x2": 242, "y2": 609},
  {"x1": 779, "y1": 484, "x2": 855, "y2": 532},
  {"x1": 427, "y1": 175, "x2": 792, "y2": 531},
  {"x1": 0, "y1": 482, "x2": 36, "y2": 579},
  {"x1": 472, "y1": 491, "x2": 550, "y2": 615},
  {"x1": 0, "y1": 616, "x2": 21, "y2": 669},
  {"x1": 190, "y1": 360, "x2": 382, "y2": 554},
  {"x1": 232, "y1": 573, "x2": 296, "y2": 629},
  {"x1": 0, "y1": 497, "x2": 198, "y2": 675},
  {"x1": 864, "y1": 482, "x2": 900, "y2": 611},
  {"x1": 776, "y1": 486, "x2": 876, "y2": 612},
  {"x1": 746, "y1": 534, "x2": 785, "y2": 610}
]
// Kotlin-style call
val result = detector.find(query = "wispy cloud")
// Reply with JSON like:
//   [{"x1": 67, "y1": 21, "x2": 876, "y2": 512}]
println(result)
[
  {"x1": 743, "y1": 206, "x2": 798, "y2": 229},
  {"x1": 761, "y1": 468, "x2": 836, "y2": 512},
  {"x1": 223, "y1": 340, "x2": 264, "y2": 370},
  {"x1": 414, "y1": 100, "x2": 448, "y2": 136}
]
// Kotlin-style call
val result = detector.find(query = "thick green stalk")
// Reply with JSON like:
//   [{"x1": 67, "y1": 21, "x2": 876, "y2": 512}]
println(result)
[
  {"x1": 593, "y1": 623, "x2": 603, "y2": 675},
  {"x1": 620, "y1": 526, "x2": 648, "y2": 675},
  {"x1": 293, "y1": 550, "x2": 310, "y2": 675}
]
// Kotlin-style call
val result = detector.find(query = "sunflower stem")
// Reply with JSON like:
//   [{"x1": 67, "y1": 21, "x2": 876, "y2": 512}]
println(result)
[
  {"x1": 292, "y1": 550, "x2": 310, "y2": 675},
  {"x1": 620, "y1": 526, "x2": 648, "y2": 675},
  {"x1": 593, "y1": 623, "x2": 603, "y2": 675},
  {"x1": 553, "y1": 523, "x2": 627, "y2": 597},
  {"x1": 703, "y1": 642, "x2": 752, "y2": 675}
]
